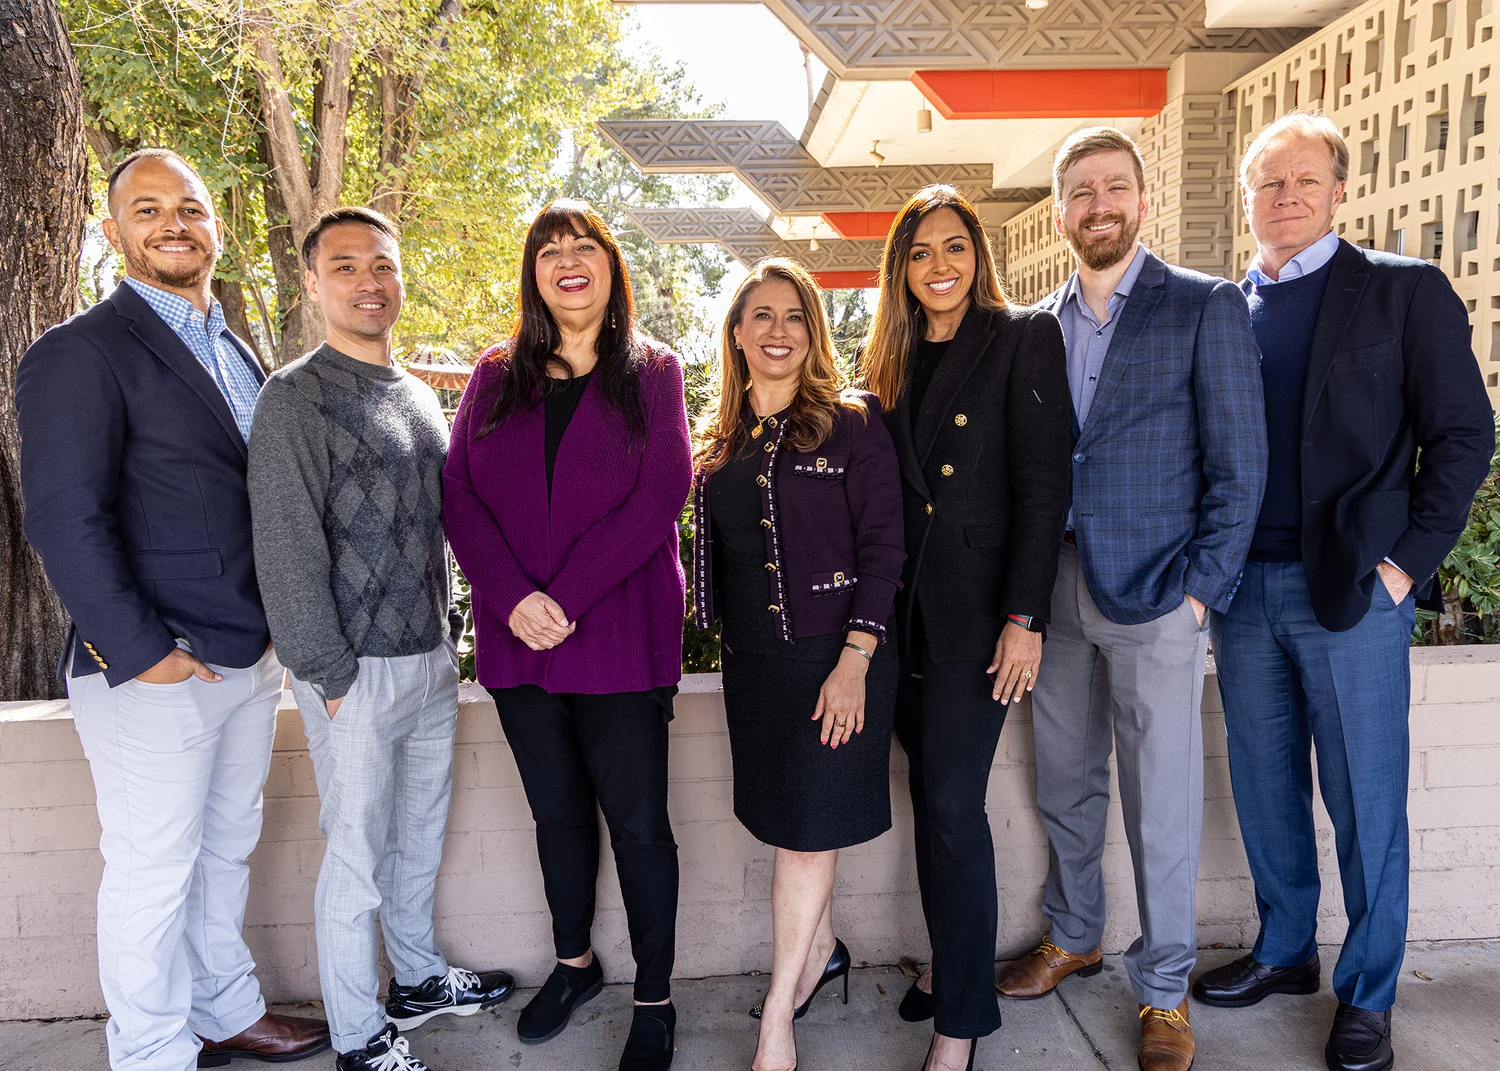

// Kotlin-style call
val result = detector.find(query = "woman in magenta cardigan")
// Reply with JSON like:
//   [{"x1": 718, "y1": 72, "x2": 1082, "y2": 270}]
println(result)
[{"x1": 443, "y1": 199, "x2": 692, "y2": 1071}]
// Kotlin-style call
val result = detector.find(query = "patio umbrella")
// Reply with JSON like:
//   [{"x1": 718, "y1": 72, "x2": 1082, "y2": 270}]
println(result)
[{"x1": 405, "y1": 347, "x2": 473, "y2": 391}]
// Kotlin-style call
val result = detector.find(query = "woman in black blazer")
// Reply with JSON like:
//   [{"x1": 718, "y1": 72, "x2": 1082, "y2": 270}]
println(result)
[{"x1": 859, "y1": 185, "x2": 1071, "y2": 1071}]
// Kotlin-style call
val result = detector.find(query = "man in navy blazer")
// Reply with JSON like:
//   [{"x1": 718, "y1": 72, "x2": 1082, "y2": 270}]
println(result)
[
  {"x1": 1193, "y1": 113, "x2": 1493, "y2": 1071},
  {"x1": 998, "y1": 128, "x2": 1267, "y2": 1071},
  {"x1": 16, "y1": 149, "x2": 327, "y2": 1071}
]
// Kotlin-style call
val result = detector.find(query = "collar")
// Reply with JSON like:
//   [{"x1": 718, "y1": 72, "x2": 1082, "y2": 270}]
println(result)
[
  {"x1": 1058, "y1": 242, "x2": 1149, "y2": 317},
  {"x1": 123, "y1": 276, "x2": 228, "y2": 339},
  {"x1": 1246, "y1": 230, "x2": 1339, "y2": 288}
]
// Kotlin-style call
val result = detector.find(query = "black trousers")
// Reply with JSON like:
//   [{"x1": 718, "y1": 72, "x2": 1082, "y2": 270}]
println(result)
[
  {"x1": 490, "y1": 685, "x2": 678, "y2": 1002},
  {"x1": 894, "y1": 618, "x2": 1009, "y2": 1039}
]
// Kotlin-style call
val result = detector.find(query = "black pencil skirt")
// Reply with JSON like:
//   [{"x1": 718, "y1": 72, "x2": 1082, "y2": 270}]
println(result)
[{"x1": 717, "y1": 549, "x2": 897, "y2": 852}]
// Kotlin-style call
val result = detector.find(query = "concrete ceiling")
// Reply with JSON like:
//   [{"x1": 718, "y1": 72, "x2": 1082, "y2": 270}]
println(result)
[
  {"x1": 804, "y1": 78, "x2": 1146, "y2": 187},
  {"x1": 1205, "y1": 0, "x2": 1369, "y2": 28}
]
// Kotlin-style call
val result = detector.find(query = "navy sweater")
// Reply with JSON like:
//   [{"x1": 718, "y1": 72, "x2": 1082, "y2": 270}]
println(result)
[{"x1": 1247, "y1": 260, "x2": 1334, "y2": 561}]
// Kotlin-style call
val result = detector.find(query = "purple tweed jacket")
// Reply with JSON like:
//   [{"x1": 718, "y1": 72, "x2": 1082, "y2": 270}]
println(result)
[
  {"x1": 443, "y1": 340, "x2": 692, "y2": 693},
  {"x1": 692, "y1": 392, "x2": 906, "y2": 643}
]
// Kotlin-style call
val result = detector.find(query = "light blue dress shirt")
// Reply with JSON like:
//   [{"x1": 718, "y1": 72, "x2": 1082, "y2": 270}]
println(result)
[
  {"x1": 1057, "y1": 243, "x2": 1150, "y2": 428},
  {"x1": 1056, "y1": 243, "x2": 1149, "y2": 530},
  {"x1": 122, "y1": 277, "x2": 261, "y2": 443},
  {"x1": 1245, "y1": 230, "x2": 1339, "y2": 290}
]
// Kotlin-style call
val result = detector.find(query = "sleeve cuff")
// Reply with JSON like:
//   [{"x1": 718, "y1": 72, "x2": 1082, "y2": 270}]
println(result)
[{"x1": 847, "y1": 617, "x2": 889, "y2": 644}]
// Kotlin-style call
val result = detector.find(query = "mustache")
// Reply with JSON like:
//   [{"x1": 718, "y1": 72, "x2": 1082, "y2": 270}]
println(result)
[{"x1": 1078, "y1": 212, "x2": 1127, "y2": 233}]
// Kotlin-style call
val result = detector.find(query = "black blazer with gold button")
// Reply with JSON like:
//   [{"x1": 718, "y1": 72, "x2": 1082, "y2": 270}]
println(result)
[{"x1": 885, "y1": 302, "x2": 1072, "y2": 661}]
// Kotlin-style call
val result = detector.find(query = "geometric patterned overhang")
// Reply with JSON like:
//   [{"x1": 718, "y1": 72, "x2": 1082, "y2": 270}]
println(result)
[
  {"x1": 621, "y1": 0, "x2": 1309, "y2": 79},
  {"x1": 626, "y1": 207, "x2": 888, "y2": 278},
  {"x1": 598, "y1": 119, "x2": 1046, "y2": 216}
]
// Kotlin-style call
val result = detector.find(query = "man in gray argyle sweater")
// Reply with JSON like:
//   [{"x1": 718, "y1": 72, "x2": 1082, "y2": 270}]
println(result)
[{"x1": 248, "y1": 208, "x2": 514, "y2": 1071}]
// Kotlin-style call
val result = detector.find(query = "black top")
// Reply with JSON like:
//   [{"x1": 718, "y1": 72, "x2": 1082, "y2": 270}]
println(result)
[
  {"x1": 543, "y1": 371, "x2": 592, "y2": 493},
  {"x1": 709, "y1": 439, "x2": 772, "y2": 555},
  {"x1": 908, "y1": 336, "x2": 951, "y2": 429}
]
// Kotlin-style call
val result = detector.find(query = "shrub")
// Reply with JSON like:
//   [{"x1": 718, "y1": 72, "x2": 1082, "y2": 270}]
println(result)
[{"x1": 1417, "y1": 413, "x2": 1500, "y2": 645}]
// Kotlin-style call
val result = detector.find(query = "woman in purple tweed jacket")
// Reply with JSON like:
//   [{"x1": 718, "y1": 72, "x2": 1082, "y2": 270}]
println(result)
[{"x1": 442, "y1": 200, "x2": 691, "y2": 1071}]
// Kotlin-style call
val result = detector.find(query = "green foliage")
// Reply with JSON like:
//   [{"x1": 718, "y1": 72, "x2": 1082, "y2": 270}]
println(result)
[
  {"x1": 63, "y1": 0, "x2": 677, "y2": 358},
  {"x1": 1417, "y1": 413, "x2": 1500, "y2": 644}
]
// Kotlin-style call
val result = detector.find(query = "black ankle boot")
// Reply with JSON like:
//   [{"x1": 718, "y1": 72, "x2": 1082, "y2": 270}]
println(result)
[{"x1": 620, "y1": 1002, "x2": 676, "y2": 1071}]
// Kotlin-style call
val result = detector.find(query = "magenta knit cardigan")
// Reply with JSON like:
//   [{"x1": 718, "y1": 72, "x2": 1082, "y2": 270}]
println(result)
[{"x1": 442, "y1": 342, "x2": 693, "y2": 693}]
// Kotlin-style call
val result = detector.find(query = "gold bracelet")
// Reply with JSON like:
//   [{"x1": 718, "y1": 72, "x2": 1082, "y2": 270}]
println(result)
[{"x1": 843, "y1": 641, "x2": 872, "y2": 662}]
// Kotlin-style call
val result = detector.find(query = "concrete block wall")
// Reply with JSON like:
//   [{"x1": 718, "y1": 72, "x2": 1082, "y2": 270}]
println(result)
[{"x1": 2, "y1": 648, "x2": 1498, "y2": 1021}]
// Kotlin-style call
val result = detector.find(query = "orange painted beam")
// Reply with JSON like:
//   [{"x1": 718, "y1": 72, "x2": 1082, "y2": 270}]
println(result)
[
  {"x1": 820, "y1": 211, "x2": 899, "y2": 240},
  {"x1": 911, "y1": 68, "x2": 1168, "y2": 120},
  {"x1": 812, "y1": 270, "x2": 880, "y2": 290}
]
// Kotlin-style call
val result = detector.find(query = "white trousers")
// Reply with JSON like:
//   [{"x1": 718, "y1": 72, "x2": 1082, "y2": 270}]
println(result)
[{"x1": 68, "y1": 646, "x2": 283, "y2": 1071}]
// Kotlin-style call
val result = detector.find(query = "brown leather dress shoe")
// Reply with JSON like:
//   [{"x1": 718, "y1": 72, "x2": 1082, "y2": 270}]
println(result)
[
  {"x1": 197, "y1": 1011, "x2": 331, "y2": 1067},
  {"x1": 1138, "y1": 1000, "x2": 1194, "y2": 1071},
  {"x1": 996, "y1": 939, "x2": 1104, "y2": 999}
]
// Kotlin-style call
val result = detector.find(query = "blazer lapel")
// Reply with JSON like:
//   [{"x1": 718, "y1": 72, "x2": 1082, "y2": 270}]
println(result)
[
  {"x1": 913, "y1": 304, "x2": 996, "y2": 465},
  {"x1": 1077, "y1": 252, "x2": 1166, "y2": 445},
  {"x1": 112, "y1": 285, "x2": 250, "y2": 458},
  {"x1": 1300, "y1": 239, "x2": 1369, "y2": 436}
]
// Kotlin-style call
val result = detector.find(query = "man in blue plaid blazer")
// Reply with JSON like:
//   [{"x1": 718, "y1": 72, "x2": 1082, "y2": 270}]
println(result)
[{"x1": 996, "y1": 128, "x2": 1267, "y2": 1071}]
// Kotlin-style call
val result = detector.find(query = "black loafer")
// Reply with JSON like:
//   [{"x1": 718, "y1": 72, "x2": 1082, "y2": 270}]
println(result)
[
  {"x1": 619, "y1": 1002, "x2": 675, "y2": 1071},
  {"x1": 1192, "y1": 951, "x2": 1320, "y2": 1008},
  {"x1": 1325, "y1": 1004, "x2": 1393, "y2": 1071},
  {"x1": 517, "y1": 957, "x2": 605, "y2": 1044},
  {"x1": 898, "y1": 979, "x2": 934, "y2": 1022}
]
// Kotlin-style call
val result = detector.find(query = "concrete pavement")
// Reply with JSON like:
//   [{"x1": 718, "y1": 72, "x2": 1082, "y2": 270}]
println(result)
[{"x1": 3, "y1": 943, "x2": 1495, "y2": 1070}]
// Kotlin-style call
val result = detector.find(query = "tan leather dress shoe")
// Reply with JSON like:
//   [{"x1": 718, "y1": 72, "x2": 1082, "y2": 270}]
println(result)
[
  {"x1": 197, "y1": 1011, "x2": 331, "y2": 1066},
  {"x1": 996, "y1": 939, "x2": 1104, "y2": 999},
  {"x1": 1138, "y1": 1000, "x2": 1195, "y2": 1071}
]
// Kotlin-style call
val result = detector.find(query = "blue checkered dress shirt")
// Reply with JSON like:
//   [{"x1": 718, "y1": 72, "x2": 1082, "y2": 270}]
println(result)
[{"x1": 123, "y1": 277, "x2": 261, "y2": 442}]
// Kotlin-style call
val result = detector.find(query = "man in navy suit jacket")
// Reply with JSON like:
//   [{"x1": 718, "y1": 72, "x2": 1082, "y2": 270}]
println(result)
[
  {"x1": 1193, "y1": 113, "x2": 1493, "y2": 1071},
  {"x1": 998, "y1": 128, "x2": 1267, "y2": 1071},
  {"x1": 15, "y1": 149, "x2": 327, "y2": 1071}
]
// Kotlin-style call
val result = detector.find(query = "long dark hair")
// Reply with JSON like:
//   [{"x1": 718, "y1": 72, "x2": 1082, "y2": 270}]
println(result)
[
  {"x1": 477, "y1": 199, "x2": 644, "y2": 438},
  {"x1": 859, "y1": 185, "x2": 1007, "y2": 410}
]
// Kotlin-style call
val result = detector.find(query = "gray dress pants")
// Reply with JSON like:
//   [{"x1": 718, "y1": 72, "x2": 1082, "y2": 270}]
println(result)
[
  {"x1": 1028, "y1": 543, "x2": 1208, "y2": 1009},
  {"x1": 288, "y1": 641, "x2": 459, "y2": 1052}
]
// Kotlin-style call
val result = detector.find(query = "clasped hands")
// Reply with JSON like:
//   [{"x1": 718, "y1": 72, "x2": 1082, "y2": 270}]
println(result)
[{"x1": 509, "y1": 590, "x2": 576, "y2": 651}]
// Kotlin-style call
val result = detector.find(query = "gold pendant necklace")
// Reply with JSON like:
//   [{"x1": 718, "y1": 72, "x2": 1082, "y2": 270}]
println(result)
[{"x1": 751, "y1": 410, "x2": 779, "y2": 439}]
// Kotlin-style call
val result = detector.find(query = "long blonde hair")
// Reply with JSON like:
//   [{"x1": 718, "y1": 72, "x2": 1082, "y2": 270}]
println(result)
[
  {"x1": 858, "y1": 185, "x2": 1007, "y2": 410},
  {"x1": 693, "y1": 258, "x2": 866, "y2": 476}
]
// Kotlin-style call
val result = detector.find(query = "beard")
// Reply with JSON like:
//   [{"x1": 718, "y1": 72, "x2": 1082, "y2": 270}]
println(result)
[
  {"x1": 1064, "y1": 211, "x2": 1140, "y2": 271},
  {"x1": 121, "y1": 233, "x2": 216, "y2": 290}
]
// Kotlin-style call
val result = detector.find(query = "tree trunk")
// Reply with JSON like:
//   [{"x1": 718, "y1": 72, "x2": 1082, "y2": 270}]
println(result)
[
  {"x1": 251, "y1": 15, "x2": 357, "y2": 363},
  {"x1": 0, "y1": 0, "x2": 87, "y2": 700},
  {"x1": 256, "y1": 125, "x2": 315, "y2": 366}
]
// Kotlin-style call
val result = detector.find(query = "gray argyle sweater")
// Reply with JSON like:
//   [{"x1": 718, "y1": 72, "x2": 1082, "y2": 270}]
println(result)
[{"x1": 248, "y1": 344, "x2": 460, "y2": 700}]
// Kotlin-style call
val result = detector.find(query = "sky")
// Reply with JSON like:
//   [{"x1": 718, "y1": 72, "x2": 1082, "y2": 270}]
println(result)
[{"x1": 622, "y1": 4, "x2": 826, "y2": 145}]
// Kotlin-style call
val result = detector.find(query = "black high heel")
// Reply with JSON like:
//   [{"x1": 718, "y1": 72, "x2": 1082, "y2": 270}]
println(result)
[
  {"x1": 917, "y1": 1036, "x2": 975, "y2": 1071},
  {"x1": 899, "y1": 978, "x2": 934, "y2": 1022},
  {"x1": 750, "y1": 938, "x2": 852, "y2": 1020}
]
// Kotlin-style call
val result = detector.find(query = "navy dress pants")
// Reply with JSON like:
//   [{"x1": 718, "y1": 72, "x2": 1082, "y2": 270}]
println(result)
[{"x1": 1211, "y1": 560, "x2": 1415, "y2": 1012}]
